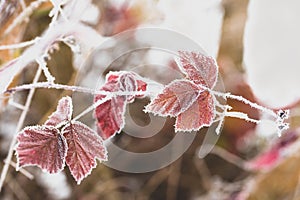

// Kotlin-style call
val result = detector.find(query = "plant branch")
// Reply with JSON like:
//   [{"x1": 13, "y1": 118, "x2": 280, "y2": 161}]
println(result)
[
  {"x1": 6, "y1": 82, "x2": 97, "y2": 94},
  {"x1": 0, "y1": 66, "x2": 42, "y2": 191},
  {"x1": 212, "y1": 90, "x2": 277, "y2": 118},
  {"x1": 72, "y1": 95, "x2": 112, "y2": 122},
  {"x1": 8, "y1": 99, "x2": 26, "y2": 111},
  {"x1": 212, "y1": 90, "x2": 289, "y2": 136},
  {"x1": 3, "y1": 0, "x2": 48, "y2": 37},
  {"x1": 209, "y1": 146, "x2": 248, "y2": 170},
  {"x1": 36, "y1": 57, "x2": 55, "y2": 83},
  {"x1": 20, "y1": 0, "x2": 26, "y2": 10},
  {"x1": 6, "y1": 82, "x2": 148, "y2": 97},
  {"x1": 49, "y1": 0, "x2": 68, "y2": 26},
  {"x1": 225, "y1": 111, "x2": 260, "y2": 124},
  {"x1": 5, "y1": 160, "x2": 34, "y2": 180},
  {"x1": 0, "y1": 37, "x2": 40, "y2": 50}
]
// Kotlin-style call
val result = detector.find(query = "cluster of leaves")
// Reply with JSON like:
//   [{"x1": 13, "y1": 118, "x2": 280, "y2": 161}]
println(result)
[
  {"x1": 16, "y1": 51, "x2": 220, "y2": 184},
  {"x1": 16, "y1": 96, "x2": 107, "y2": 184},
  {"x1": 145, "y1": 51, "x2": 218, "y2": 132}
]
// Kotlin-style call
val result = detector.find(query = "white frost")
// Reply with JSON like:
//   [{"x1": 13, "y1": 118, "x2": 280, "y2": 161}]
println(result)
[{"x1": 244, "y1": 0, "x2": 300, "y2": 108}]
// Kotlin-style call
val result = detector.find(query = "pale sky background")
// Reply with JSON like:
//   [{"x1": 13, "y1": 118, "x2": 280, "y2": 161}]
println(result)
[{"x1": 244, "y1": 0, "x2": 300, "y2": 108}]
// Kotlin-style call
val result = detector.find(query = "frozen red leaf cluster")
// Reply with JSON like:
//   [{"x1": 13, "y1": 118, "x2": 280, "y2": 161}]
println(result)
[
  {"x1": 145, "y1": 51, "x2": 218, "y2": 132},
  {"x1": 92, "y1": 51, "x2": 218, "y2": 135},
  {"x1": 16, "y1": 96, "x2": 107, "y2": 184},
  {"x1": 16, "y1": 51, "x2": 219, "y2": 185}
]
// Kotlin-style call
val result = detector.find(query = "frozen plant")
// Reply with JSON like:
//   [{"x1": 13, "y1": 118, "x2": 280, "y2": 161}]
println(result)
[
  {"x1": 0, "y1": 0, "x2": 289, "y2": 191},
  {"x1": 1, "y1": 50, "x2": 289, "y2": 186}
]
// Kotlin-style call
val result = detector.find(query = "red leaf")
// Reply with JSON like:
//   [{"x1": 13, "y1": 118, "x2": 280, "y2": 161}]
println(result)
[
  {"x1": 118, "y1": 71, "x2": 147, "y2": 102},
  {"x1": 135, "y1": 79, "x2": 148, "y2": 98},
  {"x1": 45, "y1": 96, "x2": 73, "y2": 127},
  {"x1": 175, "y1": 90, "x2": 215, "y2": 132},
  {"x1": 16, "y1": 126, "x2": 67, "y2": 173},
  {"x1": 101, "y1": 71, "x2": 147, "y2": 97},
  {"x1": 94, "y1": 71, "x2": 147, "y2": 139},
  {"x1": 144, "y1": 80, "x2": 201, "y2": 117},
  {"x1": 95, "y1": 96, "x2": 126, "y2": 139},
  {"x1": 62, "y1": 121, "x2": 107, "y2": 184},
  {"x1": 177, "y1": 51, "x2": 218, "y2": 88}
]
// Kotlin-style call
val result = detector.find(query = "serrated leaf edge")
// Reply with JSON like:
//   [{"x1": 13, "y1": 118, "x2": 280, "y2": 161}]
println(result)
[
  {"x1": 62, "y1": 121, "x2": 108, "y2": 184},
  {"x1": 15, "y1": 125, "x2": 68, "y2": 174},
  {"x1": 45, "y1": 96, "x2": 73, "y2": 128},
  {"x1": 176, "y1": 51, "x2": 219, "y2": 89},
  {"x1": 144, "y1": 79, "x2": 204, "y2": 117},
  {"x1": 174, "y1": 91, "x2": 217, "y2": 132}
]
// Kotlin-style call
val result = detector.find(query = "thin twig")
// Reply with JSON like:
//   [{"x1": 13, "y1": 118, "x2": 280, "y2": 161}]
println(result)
[
  {"x1": 36, "y1": 57, "x2": 55, "y2": 83},
  {"x1": 0, "y1": 37, "x2": 40, "y2": 50},
  {"x1": 210, "y1": 146, "x2": 248, "y2": 171},
  {"x1": 20, "y1": 0, "x2": 26, "y2": 10},
  {"x1": 225, "y1": 111, "x2": 261, "y2": 124},
  {"x1": 5, "y1": 160, "x2": 34, "y2": 180},
  {"x1": 212, "y1": 91, "x2": 277, "y2": 118},
  {"x1": 6, "y1": 82, "x2": 148, "y2": 97},
  {"x1": 3, "y1": 0, "x2": 48, "y2": 37},
  {"x1": 49, "y1": 0, "x2": 68, "y2": 21},
  {"x1": 8, "y1": 99, "x2": 26, "y2": 111},
  {"x1": 0, "y1": 67, "x2": 42, "y2": 192},
  {"x1": 72, "y1": 95, "x2": 112, "y2": 121},
  {"x1": 7, "y1": 82, "x2": 97, "y2": 94}
]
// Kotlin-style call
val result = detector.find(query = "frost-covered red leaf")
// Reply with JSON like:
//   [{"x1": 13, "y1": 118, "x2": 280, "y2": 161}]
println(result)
[
  {"x1": 144, "y1": 51, "x2": 218, "y2": 132},
  {"x1": 95, "y1": 95, "x2": 126, "y2": 140},
  {"x1": 175, "y1": 90, "x2": 215, "y2": 132},
  {"x1": 62, "y1": 121, "x2": 107, "y2": 184},
  {"x1": 177, "y1": 51, "x2": 218, "y2": 88},
  {"x1": 144, "y1": 80, "x2": 201, "y2": 117},
  {"x1": 94, "y1": 71, "x2": 147, "y2": 139},
  {"x1": 117, "y1": 71, "x2": 147, "y2": 102},
  {"x1": 45, "y1": 96, "x2": 73, "y2": 127},
  {"x1": 145, "y1": 50, "x2": 219, "y2": 132},
  {"x1": 16, "y1": 126, "x2": 67, "y2": 173}
]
